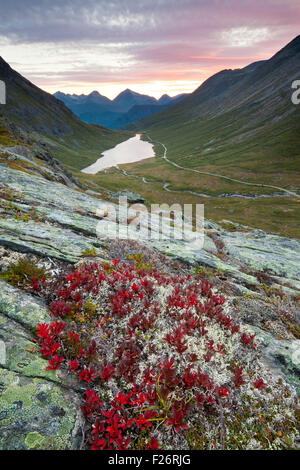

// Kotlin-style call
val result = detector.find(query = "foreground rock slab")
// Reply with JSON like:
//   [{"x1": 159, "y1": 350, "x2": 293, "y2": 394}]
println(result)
[
  {"x1": 0, "y1": 282, "x2": 83, "y2": 450},
  {"x1": 1, "y1": 165, "x2": 299, "y2": 290}
]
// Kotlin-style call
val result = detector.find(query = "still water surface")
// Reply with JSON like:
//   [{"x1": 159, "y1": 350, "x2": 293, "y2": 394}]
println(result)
[{"x1": 81, "y1": 134, "x2": 155, "y2": 174}]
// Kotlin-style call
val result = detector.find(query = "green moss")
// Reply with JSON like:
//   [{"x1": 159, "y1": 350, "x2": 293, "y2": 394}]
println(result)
[
  {"x1": 192, "y1": 265, "x2": 214, "y2": 279},
  {"x1": 24, "y1": 430, "x2": 73, "y2": 450},
  {"x1": 25, "y1": 431, "x2": 46, "y2": 449}
]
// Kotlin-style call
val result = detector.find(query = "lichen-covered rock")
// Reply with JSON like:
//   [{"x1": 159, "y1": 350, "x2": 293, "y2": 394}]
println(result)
[
  {"x1": 3, "y1": 146, "x2": 35, "y2": 163},
  {"x1": 109, "y1": 190, "x2": 146, "y2": 204},
  {"x1": 0, "y1": 282, "x2": 83, "y2": 450},
  {"x1": 251, "y1": 327, "x2": 300, "y2": 394},
  {"x1": 0, "y1": 215, "x2": 101, "y2": 263},
  {"x1": 0, "y1": 369, "x2": 82, "y2": 450},
  {"x1": 1, "y1": 165, "x2": 299, "y2": 296},
  {"x1": 222, "y1": 229, "x2": 300, "y2": 282}
]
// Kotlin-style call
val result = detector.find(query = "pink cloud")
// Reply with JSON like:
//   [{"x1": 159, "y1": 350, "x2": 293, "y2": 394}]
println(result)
[{"x1": 1, "y1": 0, "x2": 299, "y2": 96}]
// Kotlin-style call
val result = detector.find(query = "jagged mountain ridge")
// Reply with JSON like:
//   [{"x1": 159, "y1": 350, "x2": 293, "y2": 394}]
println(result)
[{"x1": 54, "y1": 88, "x2": 188, "y2": 129}]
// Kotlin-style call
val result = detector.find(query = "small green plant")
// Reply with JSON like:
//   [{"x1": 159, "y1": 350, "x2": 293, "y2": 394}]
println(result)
[
  {"x1": 279, "y1": 314, "x2": 300, "y2": 339},
  {"x1": 192, "y1": 265, "x2": 214, "y2": 279},
  {"x1": 0, "y1": 184, "x2": 23, "y2": 203},
  {"x1": 1, "y1": 196, "x2": 45, "y2": 223},
  {"x1": 26, "y1": 205, "x2": 46, "y2": 222},
  {"x1": 243, "y1": 293, "x2": 254, "y2": 299},
  {"x1": 73, "y1": 299, "x2": 99, "y2": 324},
  {"x1": 126, "y1": 253, "x2": 153, "y2": 271},
  {"x1": 0, "y1": 257, "x2": 47, "y2": 288},
  {"x1": 81, "y1": 247, "x2": 97, "y2": 257}
]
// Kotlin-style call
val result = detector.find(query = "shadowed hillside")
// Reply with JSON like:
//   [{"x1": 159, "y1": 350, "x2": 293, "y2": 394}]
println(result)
[
  {"x1": 0, "y1": 57, "x2": 130, "y2": 172},
  {"x1": 129, "y1": 36, "x2": 300, "y2": 181}
]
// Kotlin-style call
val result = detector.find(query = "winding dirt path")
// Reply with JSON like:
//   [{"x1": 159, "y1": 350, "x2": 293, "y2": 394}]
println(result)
[
  {"x1": 112, "y1": 134, "x2": 299, "y2": 200},
  {"x1": 146, "y1": 135, "x2": 300, "y2": 199}
]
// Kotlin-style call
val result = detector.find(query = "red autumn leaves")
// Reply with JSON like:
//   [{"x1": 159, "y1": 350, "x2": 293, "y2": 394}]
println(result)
[{"x1": 35, "y1": 259, "x2": 264, "y2": 450}]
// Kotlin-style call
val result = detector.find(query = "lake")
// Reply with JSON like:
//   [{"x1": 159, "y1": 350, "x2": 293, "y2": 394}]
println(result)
[{"x1": 81, "y1": 133, "x2": 155, "y2": 174}]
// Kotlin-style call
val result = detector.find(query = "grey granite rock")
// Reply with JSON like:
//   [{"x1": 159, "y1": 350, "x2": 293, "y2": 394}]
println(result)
[
  {"x1": 0, "y1": 282, "x2": 82, "y2": 450},
  {"x1": 251, "y1": 326, "x2": 300, "y2": 394}
]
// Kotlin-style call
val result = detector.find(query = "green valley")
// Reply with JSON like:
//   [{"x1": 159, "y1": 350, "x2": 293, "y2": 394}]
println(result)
[{"x1": 79, "y1": 36, "x2": 300, "y2": 237}]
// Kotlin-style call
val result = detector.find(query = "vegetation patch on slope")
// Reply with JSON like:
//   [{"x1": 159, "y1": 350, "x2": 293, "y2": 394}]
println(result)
[{"x1": 31, "y1": 260, "x2": 298, "y2": 450}]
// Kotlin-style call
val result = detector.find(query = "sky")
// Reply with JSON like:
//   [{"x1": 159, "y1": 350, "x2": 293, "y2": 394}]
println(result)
[{"x1": 0, "y1": 0, "x2": 299, "y2": 99}]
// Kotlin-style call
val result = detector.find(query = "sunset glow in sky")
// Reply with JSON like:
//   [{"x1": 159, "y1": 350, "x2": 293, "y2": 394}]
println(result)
[{"x1": 0, "y1": 0, "x2": 299, "y2": 98}]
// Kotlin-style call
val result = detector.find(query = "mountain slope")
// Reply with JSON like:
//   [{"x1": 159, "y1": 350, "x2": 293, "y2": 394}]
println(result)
[
  {"x1": 54, "y1": 89, "x2": 188, "y2": 129},
  {"x1": 113, "y1": 88, "x2": 157, "y2": 112},
  {"x1": 0, "y1": 57, "x2": 130, "y2": 172},
  {"x1": 128, "y1": 36, "x2": 300, "y2": 181},
  {"x1": 112, "y1": 103, "x2": 170, "y2": 129},
  {"x1": 112, "y1": 93, "x2": 191, "y2": 129},
  {"x1": 54, "y1": 90, "x2": 112, "y2": 109}
]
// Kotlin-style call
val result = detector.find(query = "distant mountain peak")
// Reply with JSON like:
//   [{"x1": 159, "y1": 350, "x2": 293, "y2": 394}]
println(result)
[
  {"x1": 54, "y1": 87, "x2": 189, "y2": 128},
  {"x1": 86, "y1": 90, "x2": 111, "y2": 102},
  {"x1": 115, "y1": 88, "x2": 137, "y2": 99},
  {"x1": 284, "y1": 34, "x2": 300, "y2": 50},
  {"x1": 89, "y1": 90, "x2": 101, "y2": 96},
  {"x1": 158, "y1": 94, "x2": 172, "y2": 104}
]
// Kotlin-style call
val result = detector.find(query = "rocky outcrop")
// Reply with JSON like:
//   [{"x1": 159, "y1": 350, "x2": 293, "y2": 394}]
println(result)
[
  {"x1": 1, "y1": 165, "x2": 299, "y2": 287},
  {"x1": 0, "y1": 120, "x2": 83, "y2": 190},
  {"x1": 0, "y1": 165, "x2": 299, "y2": 448},
  {"x1": 251, "y1": 326, "x2": 300, "y2": 393},
  {"x1": 0, "y1": 281, "x2": 83, "y2": 450},
  {"x1": 109, "y1": 190, "x2": 146, "y2": 204}
]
